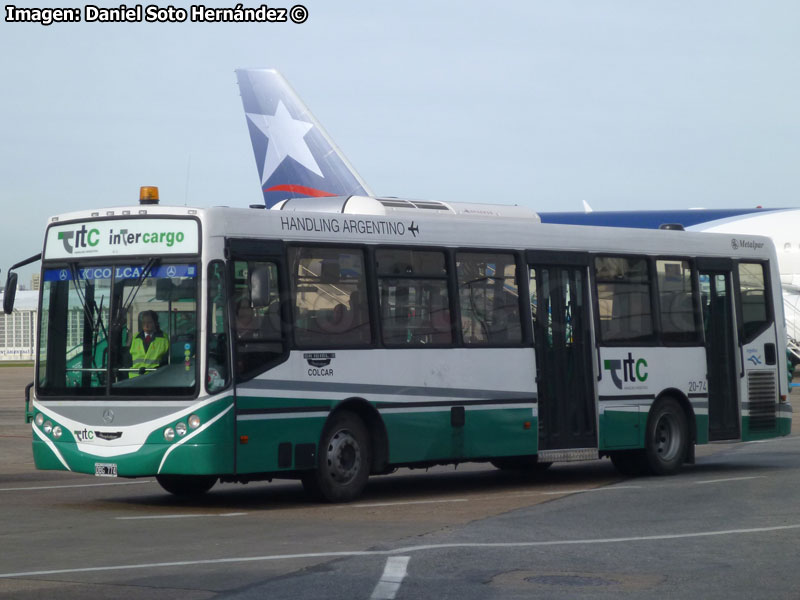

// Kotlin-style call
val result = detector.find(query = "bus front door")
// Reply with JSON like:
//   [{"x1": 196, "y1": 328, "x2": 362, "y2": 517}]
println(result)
[
  {"x1": 698, "y1": 264, "x2": 740, "y2": 441},
  {"x1": 529, "y1": 261, "x2": 598, "y2": 461}
]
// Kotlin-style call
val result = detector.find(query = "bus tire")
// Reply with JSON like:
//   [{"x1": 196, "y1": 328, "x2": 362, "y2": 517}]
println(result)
[
  {"x1": 609, "y1": 450, "x2": 648, "y2": 476},
  {"x1": 156, "y1": 474, "x2": 217, "y2": 496},
  {"x1": 645, "y1": 397, "x2": 689, "y2": 475},
  {"x1": 302, "y1": 411, "x2": 370, "y2": 503}
]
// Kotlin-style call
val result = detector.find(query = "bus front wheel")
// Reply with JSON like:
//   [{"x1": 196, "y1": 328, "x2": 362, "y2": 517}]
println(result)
[
  {"x1": 303, "y1": 411, "x2": 370, "y2": 503},
  {"x1": 645, "y1": 397, "x2": 689, "y2": 475},
  {"x1": 156, "y1": 474, "x2": 217, "y2": 496}
]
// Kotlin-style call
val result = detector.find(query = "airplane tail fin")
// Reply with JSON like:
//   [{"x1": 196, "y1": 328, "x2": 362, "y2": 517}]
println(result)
[{"x1": 235, "y1": 69, "x2": 373, "y2": 207}]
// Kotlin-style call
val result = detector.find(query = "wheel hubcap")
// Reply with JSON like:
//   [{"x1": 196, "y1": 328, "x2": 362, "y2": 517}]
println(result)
[
  {"x1": 654, "y1": 414, "x2": 679, "y2": 460},
  {"x1": 326, "y1": 429, "x2": 361, "y2": 484}
]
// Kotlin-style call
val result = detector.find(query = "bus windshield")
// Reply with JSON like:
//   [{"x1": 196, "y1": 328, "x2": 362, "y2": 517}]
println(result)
[{"x1": 38, "y1": 262, "x2": 198, "y2": 397}]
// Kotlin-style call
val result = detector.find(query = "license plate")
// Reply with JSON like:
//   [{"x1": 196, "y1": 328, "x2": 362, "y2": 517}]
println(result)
[{"x1": 95, "y1": 463, "x2": 118, "y2": 477}]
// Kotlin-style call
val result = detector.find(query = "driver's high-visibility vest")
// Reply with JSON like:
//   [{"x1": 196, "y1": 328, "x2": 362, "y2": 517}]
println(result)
[{"x1": 129, "y1": 333, "x2": 169, "y2": 377}]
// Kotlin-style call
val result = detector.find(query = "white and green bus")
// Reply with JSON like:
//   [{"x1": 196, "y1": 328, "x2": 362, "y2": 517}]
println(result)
[{"x1": 6, "y1": 192, "x2": 791, "y2": 501}]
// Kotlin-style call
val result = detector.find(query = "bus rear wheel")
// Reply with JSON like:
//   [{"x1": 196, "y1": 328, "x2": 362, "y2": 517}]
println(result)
[
  {"x1": 156, "y1": 474, "x2": 217, "y2": 496},
  {"x1": 645, "y1": 397, "x2": 689, "y2": 475},
  {"x1": 302, "y1": 411, "x2": 370, "y2": 503}
]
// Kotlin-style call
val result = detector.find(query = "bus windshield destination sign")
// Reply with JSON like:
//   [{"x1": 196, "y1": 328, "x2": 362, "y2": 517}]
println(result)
[{"x1": 44, "y1": 218, "x2": 199, "y2": 259}]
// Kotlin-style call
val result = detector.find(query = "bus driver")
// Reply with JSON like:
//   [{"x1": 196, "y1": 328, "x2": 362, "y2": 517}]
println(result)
[{"x1": 129, "y1": 310, "x2": 169, "y2": 377}]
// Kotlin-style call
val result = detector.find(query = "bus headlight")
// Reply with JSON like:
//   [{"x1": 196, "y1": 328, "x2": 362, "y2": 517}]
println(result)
[
  {"x1": 35, "y1": 413, "x2": 44, "y2": 427},
  {"x1": 43, "y1": 421, "x2": 53, "y2": 435},
  {"x1": 164, "y1": 427, "x2": 175, "y2": 442},
  {"x1": 188, "y1": 414, "x2": 201, "y2": 429},
  {"x1": 52, "y1": 426, "x2": 62, "y2": 439},
  {"x1": 175, "y1": 422, "x2": 187, "y2": 437}
]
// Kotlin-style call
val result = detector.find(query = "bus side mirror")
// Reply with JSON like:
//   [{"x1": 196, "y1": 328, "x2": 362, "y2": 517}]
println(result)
[
  {"x1": 250, "y1": 265, "x2": 271, "y2": 308},
  {"x1": 3, "y1": 271, "x2": 17, "y2": 315}
]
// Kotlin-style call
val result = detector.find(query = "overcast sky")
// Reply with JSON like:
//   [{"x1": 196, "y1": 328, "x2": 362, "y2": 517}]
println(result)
[{"x1": 1, "y1": 1, "x2": 799, "y2": 282}]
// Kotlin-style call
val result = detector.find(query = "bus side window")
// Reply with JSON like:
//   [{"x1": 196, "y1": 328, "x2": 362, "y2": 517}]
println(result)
[
  {"x1": 738, "y1": 262, "x2": 770, "y2": 342},
  {"x1": 376, "y1": 248, "x2": 452, "y2": 346},
  {"x1": 234, "y1": 260, "x2": 283, "y2": 379},
  {"x1": 656, "y1": 259, "x2": 701, "y2": 344},
  {"x1": 289, "y1": 247, "x2": 371, "y2": 348},
  {"x1": 594, "y1": 256, "x2": 654, "y2": 344},
  {"x1": 456, "y1": 252, "x2": 521, "y2": 346},
  {"x1": 206, "y1": 260, "x2": 230, "y2": 392}
]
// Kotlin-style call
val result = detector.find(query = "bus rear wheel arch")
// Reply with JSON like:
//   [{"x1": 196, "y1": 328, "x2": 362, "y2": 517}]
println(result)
[{"x1": 302, "y1": 410, "x2": 371, "y2": 503}]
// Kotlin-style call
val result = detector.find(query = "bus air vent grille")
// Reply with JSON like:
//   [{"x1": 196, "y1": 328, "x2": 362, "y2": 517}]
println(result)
[{"x1": 747, "y1": 370, "x2": 777, "y2": 431}]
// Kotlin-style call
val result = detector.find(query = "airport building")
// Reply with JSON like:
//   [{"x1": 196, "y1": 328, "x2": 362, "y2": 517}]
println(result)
[{"x1": 0, "y1": 290, "x2": 38, "y2": 361}]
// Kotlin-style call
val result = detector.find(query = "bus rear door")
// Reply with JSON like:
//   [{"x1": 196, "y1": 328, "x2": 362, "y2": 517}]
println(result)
[
  {"x1": 528, "y1": 252, "x2": 598, "y2": 461},
  {"x1": 697, "y1": 258, "x2": 740, "y2": 441}
]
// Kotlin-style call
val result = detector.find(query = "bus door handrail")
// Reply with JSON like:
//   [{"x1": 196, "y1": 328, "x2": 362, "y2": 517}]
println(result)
[{"x1": 24, "y1": 382, "x2": 34, "y2": 423}]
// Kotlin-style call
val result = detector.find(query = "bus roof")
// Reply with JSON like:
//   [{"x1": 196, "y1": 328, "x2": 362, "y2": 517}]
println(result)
[{"x1": 43, "y1": 199, "x2": 776, "y2": 263}]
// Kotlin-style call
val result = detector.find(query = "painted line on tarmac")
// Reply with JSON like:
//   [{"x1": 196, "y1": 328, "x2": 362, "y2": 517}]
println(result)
[
  {"x1": 0, "y1": 480, "x2": 153, "y2": 492},
  {"x1": 116, "y1": 512, "x2": 247, "y2": 521},
  {"x1": 342, "y1": 487, "x2": 638, "y2": 509},
  {"x1": 695, "y1": 476, "x2": 766, "y2": 485},
  {"x1": 3, "y1": 523, "x2": 800, "y2": 579},
  {"x1": 743, "y1": 435, "x2": 800, "y2": 444},
  {"x1": 370, "y1": 556, "x2": 410, "y2": 600},
  {"x1": 541, "y1": 486, "x2": 642, "y2": 495},
  {"x1": 341, "y1": 499, "x2": 468, "y2": 509}
]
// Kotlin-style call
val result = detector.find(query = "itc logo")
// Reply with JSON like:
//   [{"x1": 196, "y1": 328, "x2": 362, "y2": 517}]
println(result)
[
  {"x1": 58, "y1": 225, "x2": 99, "y2": 253},
  {"x1": 604, "y1": 353, "x2": 649, "y2": 389}
]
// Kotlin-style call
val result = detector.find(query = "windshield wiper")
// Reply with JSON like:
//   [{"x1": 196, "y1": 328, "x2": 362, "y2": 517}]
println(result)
[
  {"x1": 68, "y1": 263, "x2": 95, "y2": 331},
  {"x1": 91, "y1": 295, "x2": 108, "y2": 369},
  {"x1": 121, "y1": 257, "x2": 160, "y2": 312},
  {"x1": 67, "y1": 263, "x2": 110, "y2": 370}
]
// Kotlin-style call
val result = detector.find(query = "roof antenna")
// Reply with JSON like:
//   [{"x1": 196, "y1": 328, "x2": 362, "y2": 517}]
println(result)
[{"x1": 184, "y1": 153, "x2": 192, "y2": 207}]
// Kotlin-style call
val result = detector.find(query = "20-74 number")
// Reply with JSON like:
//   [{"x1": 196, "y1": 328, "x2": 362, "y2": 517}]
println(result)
[{"x1": 688, "y1": 380, "x2": 707, "y2": 393}]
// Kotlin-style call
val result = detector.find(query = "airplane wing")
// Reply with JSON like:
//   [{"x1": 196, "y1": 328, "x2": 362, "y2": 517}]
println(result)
[
  {"x1": 235, "y1": 68, "x2": 373, "y2": 207},
  {"x1": 538, "y1": 207, "x2": 783, "y2": 229}
]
